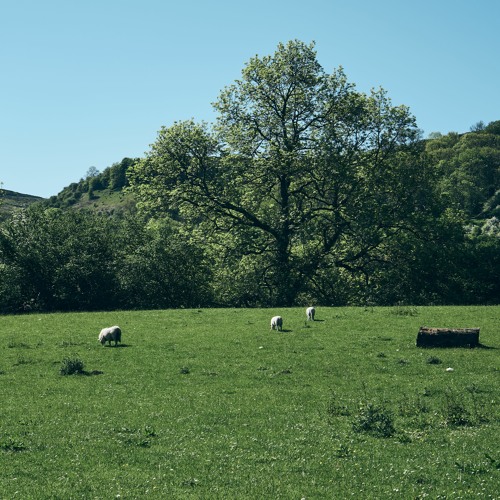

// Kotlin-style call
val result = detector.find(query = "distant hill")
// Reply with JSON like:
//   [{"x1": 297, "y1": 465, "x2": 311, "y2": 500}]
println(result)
[
  {"x1": 3, "y1": 124, "x2": 499, "y2": 223},
  {"x1": 1, "y1": 158, "x2": 139, "y2": 221},
  {"x1": 43, "y1": 186, "x2": 137, "y2": 217},
  {"x1": 39, "y1": 157, "x2": 138, "y2": 217},
  {"x1": 0, "y1": 189, "x2": 45, "y2": 221}
]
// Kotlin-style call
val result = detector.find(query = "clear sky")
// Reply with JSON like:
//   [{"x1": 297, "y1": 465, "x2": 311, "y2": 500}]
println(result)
[{"x1": 1, "y1": 0, "x2": 499, "y2": 198}]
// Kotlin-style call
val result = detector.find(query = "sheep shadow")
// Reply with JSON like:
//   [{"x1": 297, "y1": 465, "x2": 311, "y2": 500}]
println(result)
[{"x1": 102, "y1": 343, "x2": 131, "y2": 348}]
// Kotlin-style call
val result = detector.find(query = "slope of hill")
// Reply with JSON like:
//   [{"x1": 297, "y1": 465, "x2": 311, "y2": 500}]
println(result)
[
  {"x1": 0, "y1": 189, "x2": 45, "y2": 221},
  {"x1": 39, "y1": 157, "x2": 138, "y2": 217}
]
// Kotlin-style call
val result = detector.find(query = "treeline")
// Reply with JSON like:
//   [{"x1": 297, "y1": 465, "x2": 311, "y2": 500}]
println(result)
[
  {"x1": 0, "y1": 41, "x2": 499, "y2": 313},
  {"x1": 0, "y1": 210, "x2": 212, "y2": 312},
  {"x1": 0, "y1": 124, "x2": 498, "y2": 314}
]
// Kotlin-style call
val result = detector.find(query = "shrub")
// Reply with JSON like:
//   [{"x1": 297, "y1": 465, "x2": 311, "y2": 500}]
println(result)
[
  {"x1": 352, "y1": 402, "x2": 395, "y2": 438},
  {"x1": 427, "y1": 356, "x2": 442, "y2": 365},
  {"x1": 0, "y1": 437, "x2": 27, "y2": 452},
  {"x1": 443, "y1": 392, "x2": 474, "y2": 427},
  {"x1": 60, "y1": 357, "x2": 85, "y2": 375},
  {"x1": 334, "y1": 443, "x2": 352, "y2": 458}
]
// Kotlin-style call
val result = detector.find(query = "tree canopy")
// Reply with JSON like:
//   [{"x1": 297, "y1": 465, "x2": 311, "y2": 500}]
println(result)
[
  {"x1": 426, "y1": 127, "x2": 500, "y2": 218},
  {"x1": 129, "y1": 40, "x2": 436, "y2": 306}
]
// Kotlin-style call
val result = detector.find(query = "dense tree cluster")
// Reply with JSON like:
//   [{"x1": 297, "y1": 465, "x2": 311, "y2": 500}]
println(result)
[
  {"x1": 0, "y1": 208, "x2": 211, "y2": 313},
  {"x1": 43, "y1": 158, "x2": 137, "y2": 209},
  {"x1": 0, "y1": 41, "x2": 498, "y2": 313}
]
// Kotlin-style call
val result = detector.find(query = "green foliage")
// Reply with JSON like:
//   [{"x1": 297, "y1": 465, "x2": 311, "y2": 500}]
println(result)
[
  {"x1": 41, "y1": 158, "x2": 138, "y2": 211},
  {"x1": 113, "y1": 216, "x2": 213, "y2": 309},
  {"x1": 59, "y1": 357, "x2": 85, "y2": 375},
  {"x1": 426, "y1": 123, "x2": 500, "y2": 218},
  {"x1": 0, "y1": 437, "x2": 27, "y2": 453},
  {"x1": 109, "y1": 158, "x2": 133, "y2": 190},
  {"x1": 0, "y1": 206, "x2": 212, "y2": 313},
  {"x1": 1, "y1": 45, "x2": 499, "y2": 310},
  {"x1": 484, "y1": 120, "x2": 500, "y2": 135},
  {"x1": 0, "y1": 189, "x2": 44, "y2": 222},
  {"x1": 426, "y1": 356, "x2": 442, "y2": 365},
  {"x1": 0, "y1": 206, "x2": 118, "y2": 312},
  {"x1": 352, "y1": 402, "x2": 396, "y2": 437},
  {"x1": 129, "y1": 40, "x2": 431, "y2": 306}
]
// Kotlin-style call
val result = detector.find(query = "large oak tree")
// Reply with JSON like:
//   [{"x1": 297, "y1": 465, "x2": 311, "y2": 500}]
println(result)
[{"x1": 129, "y1": 40, "x2": 436, "y2": 306}]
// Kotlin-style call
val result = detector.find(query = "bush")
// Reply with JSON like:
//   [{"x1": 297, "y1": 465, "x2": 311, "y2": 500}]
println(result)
[
  {"x1": 60, "y1": 357, "x2": 85, "y2": 375},
  {"x1": 443, "y1": 392, "x2": 476, "y2": 427},
  {"x1": 352, "y1": 402, "x2": 395, "y2": 438},
  {"x1": 427, "y1": 356, "x2": 442, "y2": 365}
]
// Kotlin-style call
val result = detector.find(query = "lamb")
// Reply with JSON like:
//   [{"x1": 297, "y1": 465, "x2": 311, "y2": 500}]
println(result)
[
  {"x1": 306, "y1": 306, "x2": 316, "y2": 321},
  {"x1": 98, "y1": 326, "x2": 122, "y2": 346},
  {"x1": 270, "y1": 316, "x2": 283, "y2": 331}
]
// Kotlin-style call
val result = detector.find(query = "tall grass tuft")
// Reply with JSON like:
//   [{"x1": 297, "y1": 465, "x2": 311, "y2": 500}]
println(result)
[
  {"x1": 352, "y1": 402, "x2": 395, "y2": 438},
  {"x1": 59, "y1": 357, "x2": 85, "y2": 375}
]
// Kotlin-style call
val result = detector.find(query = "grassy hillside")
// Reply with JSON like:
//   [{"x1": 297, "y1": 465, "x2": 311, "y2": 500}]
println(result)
[
  {"x1": 40, "y1": 157, "x2": 138, "y2": 216},
  {"x1": 0, "y1": 306, "x2": 498, "y2": 498},
  {"x1": 0, "y1": 186, "x2": 134, "y2": 220},
  {"x1": 0, "y1": 189, "x2": 45, "y2": 221},
  {"x1": 62, "y1": 188, "x2": 136, "y2": 216}
]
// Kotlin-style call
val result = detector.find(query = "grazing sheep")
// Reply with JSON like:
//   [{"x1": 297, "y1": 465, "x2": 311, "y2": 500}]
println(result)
[
  {"x1": 270, "y1": 316, "x2": 283, "y2": 331},
  {"x1": 98, "y1": 326, "x2": 122, "y2": 346},
  {"x1": 306, "y1": 306, "x2": 316, "y2": 321}
]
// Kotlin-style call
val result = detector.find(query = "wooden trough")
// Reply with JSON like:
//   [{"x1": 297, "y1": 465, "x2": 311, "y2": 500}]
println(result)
[{"x1": 416, "y1": 327, "x2": 480, "y2": 348}]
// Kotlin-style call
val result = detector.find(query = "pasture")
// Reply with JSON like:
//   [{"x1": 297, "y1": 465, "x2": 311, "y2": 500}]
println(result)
[{"x1": 0, "y1": 306, "x2": 499, "y2": 498}]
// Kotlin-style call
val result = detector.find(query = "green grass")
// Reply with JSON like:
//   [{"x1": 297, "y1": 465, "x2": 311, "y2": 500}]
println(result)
[
  {"x1": 0, "y1": 306, "x2": 499, "y2": 498},
  {"x1": 75, "y1": 189, "x2": 136, "y2": 215}
]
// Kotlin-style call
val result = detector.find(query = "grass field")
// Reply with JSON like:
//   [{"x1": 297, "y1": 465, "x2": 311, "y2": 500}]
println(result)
[{"x1": 0, "y1": 306, "x2": 499, "y2": 499}]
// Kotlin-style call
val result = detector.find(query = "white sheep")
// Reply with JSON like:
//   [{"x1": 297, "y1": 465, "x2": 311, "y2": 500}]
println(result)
[
  {"x1": 98, "y1": 326, "x2": 122, "y2": 346},
  {"x1": 270, "y1": 316, "x2": 283, "y2": 331},
  {"x1": 306, "y1": 306, "x2": 316, "y2": 321}
]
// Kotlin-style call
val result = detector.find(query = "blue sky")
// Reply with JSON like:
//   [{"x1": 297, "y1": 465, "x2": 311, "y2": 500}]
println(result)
[{"x1": 1, "y1": 0, "x2": 499, "y2": 198}]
